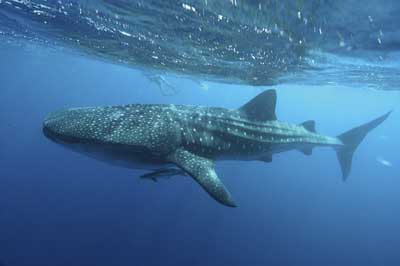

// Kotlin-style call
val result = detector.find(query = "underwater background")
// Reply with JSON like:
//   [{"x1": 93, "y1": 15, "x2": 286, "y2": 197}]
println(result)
[{"x1": 1, "y1": 1, "x2": 400, "y2": 265}]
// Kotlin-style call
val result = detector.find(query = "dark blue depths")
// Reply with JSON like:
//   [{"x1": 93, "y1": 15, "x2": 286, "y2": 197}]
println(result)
[{"x1": 0, "y1": 46, "x2": 399, "y2": 266}]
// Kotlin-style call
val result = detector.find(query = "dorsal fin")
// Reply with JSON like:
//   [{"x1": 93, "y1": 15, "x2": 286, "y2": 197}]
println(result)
[
  {"x1": 300, "y1": 120, "x2": 316, "y2": 133},
  {"x1": 239, "y1": 90, "x2": 277, "y2": 121}
]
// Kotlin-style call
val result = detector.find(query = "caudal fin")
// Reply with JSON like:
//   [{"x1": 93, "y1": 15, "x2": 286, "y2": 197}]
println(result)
[{"x1": 336, "y1": 111, "x2": 392, "y2": 181}]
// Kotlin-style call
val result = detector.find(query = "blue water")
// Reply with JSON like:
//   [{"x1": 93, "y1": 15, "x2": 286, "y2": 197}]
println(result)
[
  {"x1": 1, "y1": 1, "x2": 400, "y2": 266},
  {"x1": 1, "y1": 43, "x2": 399, "y2": 266}
]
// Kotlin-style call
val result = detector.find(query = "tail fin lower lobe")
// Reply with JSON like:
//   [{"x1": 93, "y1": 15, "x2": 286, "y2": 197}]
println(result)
[{"x1": 336, "y1": 111, "x2": 392, "y2": 181}]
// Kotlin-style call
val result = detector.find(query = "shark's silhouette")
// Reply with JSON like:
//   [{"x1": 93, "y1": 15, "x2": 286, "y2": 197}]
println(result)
[{"x1": 43, "y1": 90, "x2": 391, "y2": 207}]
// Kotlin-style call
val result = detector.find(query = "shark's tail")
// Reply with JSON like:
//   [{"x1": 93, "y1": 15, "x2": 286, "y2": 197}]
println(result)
[{"x1": 336, "y1": 111, "x2": 392, "y2": 181}]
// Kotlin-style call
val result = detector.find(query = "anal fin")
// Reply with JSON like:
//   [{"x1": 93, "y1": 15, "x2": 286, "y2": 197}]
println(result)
[
  {"x1": 298, "y1": 148, "x2": 313, "y2": 156},
  {"x1": 259, "y1": 154, "x2": 273, "y2": 163}
]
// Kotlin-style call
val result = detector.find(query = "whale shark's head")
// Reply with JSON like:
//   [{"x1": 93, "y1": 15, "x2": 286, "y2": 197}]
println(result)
[
  {"x1": 43, "y1": 107, "x2": 98, "y2": 145},
  {"x1": 42, "y1": 105, "x2": 174, "y2": 165},
  {"x1": 43, "y1": 106, "x2": 149, "y2": 146},
  {"x1": 42, "y1": 106, "x2": 161, "y2": 167}
]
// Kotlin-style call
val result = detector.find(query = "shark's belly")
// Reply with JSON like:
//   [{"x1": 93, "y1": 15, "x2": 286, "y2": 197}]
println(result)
[{"x1": 67, "y1": 142, "x2": 171, "y2": 170}]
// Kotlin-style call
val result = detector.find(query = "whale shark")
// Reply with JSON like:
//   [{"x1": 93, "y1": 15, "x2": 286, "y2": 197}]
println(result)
[{"x1": 43, "y1": 90, "x2": 391, "y2": 207}]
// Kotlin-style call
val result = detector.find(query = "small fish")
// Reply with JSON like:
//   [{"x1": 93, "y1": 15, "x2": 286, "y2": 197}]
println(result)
[
  {"x1": 140, "y1": 168, "x2": 187, "y2": 182},
  {"x1": 199, "y1": 82, "x2": 209, "y2": 91},
  {"x1": 378, "y1": 135, "x2": 389, "y2": 140},
  {"x1": 376, "y1": 156, "x2": 392, "y2": 167}
]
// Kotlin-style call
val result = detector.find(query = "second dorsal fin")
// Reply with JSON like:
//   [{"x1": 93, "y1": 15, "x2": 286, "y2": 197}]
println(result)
[{"x1": 239, "y1": 90, "x2": 277, "y2": 121}]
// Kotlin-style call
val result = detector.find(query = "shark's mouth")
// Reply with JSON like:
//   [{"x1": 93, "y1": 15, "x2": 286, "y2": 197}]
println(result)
[
  {"x1": 42, "y1": 124, "x2": 56, "y2": 141},
  {"x1": 42, "y1": 115, "x2": 83, "y2": 145},
  {"x1": 42, "y1": 124, "x2": 81, "y2": 145},
  {"x1": 43, "y1": 112, "x2": 66, "y2": 143},
  {"x1": 42, "y1": 108, "x2": 91, "y2": 145}
]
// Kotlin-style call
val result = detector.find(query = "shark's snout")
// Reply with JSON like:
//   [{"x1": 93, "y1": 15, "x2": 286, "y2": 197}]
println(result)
[
  {"x1": 43, "y1": 110, "x2": 67, "y2": 142},
  {"x1": 42, "y1": 122, "x2": 56, "y2": 141},
  {"x1": 42, "y1": 109, "x2": 84, "y2": 144}
]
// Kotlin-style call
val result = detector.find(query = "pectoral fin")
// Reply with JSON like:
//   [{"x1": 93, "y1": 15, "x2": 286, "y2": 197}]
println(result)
[{"x1": 168, "y1": 149, "x2": 237, "y2": 207}]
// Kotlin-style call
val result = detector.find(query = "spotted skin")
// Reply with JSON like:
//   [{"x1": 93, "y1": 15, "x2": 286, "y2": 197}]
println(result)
[{"x1": 45, "y1": 89, "x2": 381, "y2": 207}]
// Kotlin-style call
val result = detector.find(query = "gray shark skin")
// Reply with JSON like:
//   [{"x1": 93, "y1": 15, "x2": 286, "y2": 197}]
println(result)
[{"x1": 43, "y1": 90, "x2": 391, "y2": 207}]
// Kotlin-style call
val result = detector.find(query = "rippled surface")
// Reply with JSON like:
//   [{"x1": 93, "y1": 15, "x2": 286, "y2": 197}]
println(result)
[
  {"x1": 1, "y1": 0, "x2": 399, "y2": 89},
  {"x1": 282, "y1": 51, "x2": 400, "y2": 91}
]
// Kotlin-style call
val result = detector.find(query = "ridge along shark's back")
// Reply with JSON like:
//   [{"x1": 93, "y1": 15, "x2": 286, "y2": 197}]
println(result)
[{"x1": 43, "y1": 90, "x2": 391, "y2": 207}]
